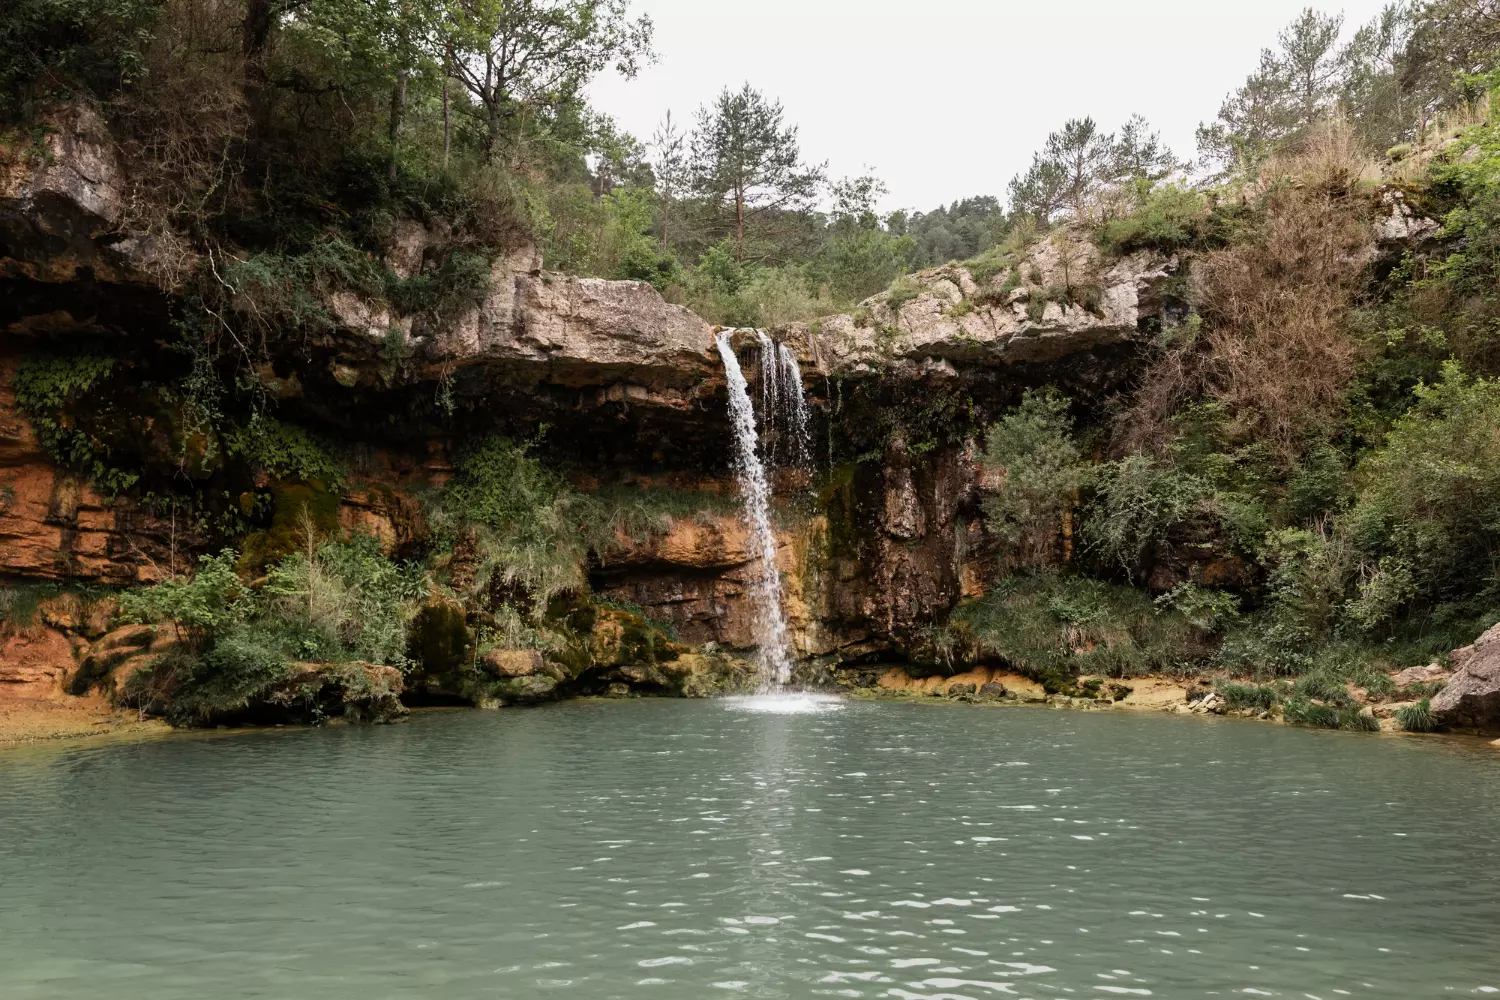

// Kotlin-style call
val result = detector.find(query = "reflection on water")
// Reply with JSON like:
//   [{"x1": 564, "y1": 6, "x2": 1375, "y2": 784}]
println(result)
[{"x1": 1, "y1": 700, "x2": 1498, "y2": 999}]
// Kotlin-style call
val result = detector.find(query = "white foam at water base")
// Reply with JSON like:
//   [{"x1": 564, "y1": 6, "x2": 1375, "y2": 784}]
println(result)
[{"x1": 722, "y1": 694, "x2": 844, "y2": 715}]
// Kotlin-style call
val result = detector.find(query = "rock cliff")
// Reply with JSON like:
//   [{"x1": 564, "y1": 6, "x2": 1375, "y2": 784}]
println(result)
[{"x1": 0, "y1": 108, "x2": 1181, "y2": 718}]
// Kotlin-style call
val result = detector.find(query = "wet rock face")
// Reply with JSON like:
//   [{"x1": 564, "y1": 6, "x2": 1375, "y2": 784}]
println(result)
[
  {"x1": 1432, "y1": 624, "x2": 1500, "y2": 732},
  {"x1": 805, "y1": 438, "x2": 977, "y2": 654}
]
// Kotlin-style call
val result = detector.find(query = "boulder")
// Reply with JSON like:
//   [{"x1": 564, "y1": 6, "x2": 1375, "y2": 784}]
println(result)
[
  {"x1": 486, "y1": 674, "x2": 559, "y2": 704},
  {"x1": 979, "y1": 682, "x2": 1008, "y2": 698},
  {"x1": 267, "y1": 662, "x2": 408, "y2": 724},
  {"x1": 480, "y1": 648, "x2": 545, "y2": 679},
  {"x1": 1392, "y1": 662, "x2": 1450, "y2": 690},
  {"x1": 37, "y1": 593, "x2": 117, "y2": 637},
  {"x1": 1431, "y1": 624, "x2": 1500, "y2": 731},
  {"x1": 71, "y1": 624, "x2": 179, "y2": 696}
]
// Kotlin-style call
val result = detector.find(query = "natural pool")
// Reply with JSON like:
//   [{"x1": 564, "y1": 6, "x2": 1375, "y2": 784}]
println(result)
[{"x1": 1, "y1": 699, "x2": 1497, "y2": 999}]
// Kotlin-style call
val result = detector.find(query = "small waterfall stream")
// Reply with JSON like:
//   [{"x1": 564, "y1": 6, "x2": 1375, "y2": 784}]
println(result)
[{"x1": 715, "y1": 330, "x2": 801, "y2": 691}]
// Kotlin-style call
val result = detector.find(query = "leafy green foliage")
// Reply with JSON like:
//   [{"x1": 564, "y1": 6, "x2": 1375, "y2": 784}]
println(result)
[
  {"x1": 434, "y1": 436, "x2": 598, "y2": 604},
  {"x1": 980, "y1": 390, "x2": 1087, "y2": 546},
  {"x1": 0, "y1": 0, "x2": 159, "y2": 121},
  {"x1": 1217, "y1": 680, "x2": 1277, "y2": 711},
  {"x1": 12, "y1": 353, "x2": 139, "y2": 492},
  {"x1": 952, "y1": 571, "x2": 1202, "y2": 682},
  {"x1": 264, "y1": 533, "x2": 424, "y2": 666},
  {"x1": 224, "y1": 238, "x2": 385, "y2": 333},
  {"x1": 118, "y1": 537, "x2": 423, "y2": 725},
  {"x1": 1096, "y1": 184, "x2": 1208, "y2": 255},
  {"x1": 434, "y1": 437, "x2": 733, "y2": 608},
  {"x1": 223, "y1": 417, "x2": 345, "y2": 487},
  {"x1": 1345, "y1": 362, "x2": 1500, "y2": 623},
  {"x1": 119, "y1": 550, "x2": 253, "y2": 647}
]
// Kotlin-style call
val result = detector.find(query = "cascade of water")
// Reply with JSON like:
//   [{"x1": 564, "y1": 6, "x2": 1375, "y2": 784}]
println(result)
[
  {"x1": 778, "y1": 343, "x2": 813, "y2": 470},
  {"x1": 756, "y1": 331, "x2": 780, "y2": 466},
  {"x1": 716, "y1": 331, "x2": 794, "y2": 691}
]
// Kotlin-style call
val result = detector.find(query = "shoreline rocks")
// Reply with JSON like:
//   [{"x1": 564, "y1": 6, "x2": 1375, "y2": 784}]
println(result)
[{"x1": 1432, "y1": 623, "x2": 1500, "y2": 732}]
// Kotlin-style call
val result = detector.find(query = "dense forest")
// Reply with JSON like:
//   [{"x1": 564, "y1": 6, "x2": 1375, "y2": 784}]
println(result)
[{"x1": 4, "y1": 0, "x2": 1500, "y2": 730}]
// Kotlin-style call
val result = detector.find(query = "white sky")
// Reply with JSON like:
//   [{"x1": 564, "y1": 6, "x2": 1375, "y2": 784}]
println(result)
[{"x1": 588, "y1": 0, "x2": 1395, "y2": 214}]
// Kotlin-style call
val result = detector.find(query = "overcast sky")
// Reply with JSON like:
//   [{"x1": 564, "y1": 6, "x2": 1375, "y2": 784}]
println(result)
[{"x1": 588, "y1": 0, "x2": 1395, "y2": 214}]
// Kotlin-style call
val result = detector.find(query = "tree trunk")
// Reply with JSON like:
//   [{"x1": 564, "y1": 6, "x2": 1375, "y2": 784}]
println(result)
[
  {"x1": 485, "y1": 100, "x2": 501, "y2": 159},
  {"x1": 735, "y1": 185, "x2": 745, "y2": 256},
  {"x1": 242, "y1": 0, "x2": 276, "y2": 135},
  {"x1": 442, "y1": 76, "x2": 451, "y2": 166},
  {"x1": 388, "y1": 71, "x2": 408, "y2": 184}
]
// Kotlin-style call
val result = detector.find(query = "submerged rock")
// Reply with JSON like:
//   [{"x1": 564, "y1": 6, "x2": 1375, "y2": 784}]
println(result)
[{"x1": 1432, "y1": 625, "x2": 1500, "y2": 731}]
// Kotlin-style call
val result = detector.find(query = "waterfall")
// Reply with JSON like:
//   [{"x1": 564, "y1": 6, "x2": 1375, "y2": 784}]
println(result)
[
  {"x1": 716, "y1": 331, "x2": 794, "y2": 691},
  {"x1": 756, "y1": 331, "x2": 781, "y2": 466},
  {"x1": 778, "y1": 343, "x2": 813, "y2": 471}
]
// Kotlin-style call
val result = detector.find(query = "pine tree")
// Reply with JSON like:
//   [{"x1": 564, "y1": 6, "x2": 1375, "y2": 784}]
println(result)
[{"x1": 688, "y1": 83, "x2": 824, "y2": 258}]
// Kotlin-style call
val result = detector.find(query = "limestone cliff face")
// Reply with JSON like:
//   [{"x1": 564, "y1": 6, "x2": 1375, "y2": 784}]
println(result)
[
  {"x1": 783, "y1": 242, "x2": 1174, "y2": 379},
  {"x1": 0, "y1": 108, "x2": 1179, "y2": 696}
]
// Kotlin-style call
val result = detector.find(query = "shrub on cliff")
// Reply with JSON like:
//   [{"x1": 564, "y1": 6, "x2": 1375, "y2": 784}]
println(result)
[
  {"x1": 118, "y1": 536, "x2": 422, "y2": 724},
  {"x1": 980, "y1": 390, "x2": 1088, "y2": 562},
  {"x1": 951, "y1": 571, "x2": 1205, "y2": 682},
  {"x1": 1343, "y1": 362, "x2": 1500, "y2": 628}
]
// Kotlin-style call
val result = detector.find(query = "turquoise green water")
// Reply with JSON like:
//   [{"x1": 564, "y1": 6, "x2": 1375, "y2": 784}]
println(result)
[{"x1": 1, "y1": 699, "x2": 1498, "y2": 999}]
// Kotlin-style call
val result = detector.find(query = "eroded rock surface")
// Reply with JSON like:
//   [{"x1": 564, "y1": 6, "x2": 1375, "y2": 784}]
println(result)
[
  {"x1": 1433, "y1": 624, "x2": 1500, "y2": 731},
  {"x1": 778, "y1": 236, "x2": 1174, "y2": 380}
]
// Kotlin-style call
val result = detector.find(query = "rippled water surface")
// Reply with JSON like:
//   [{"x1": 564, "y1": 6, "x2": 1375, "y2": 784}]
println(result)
[{"x1": 2, "y1": 699, "x2": 1499, "y2": 999}]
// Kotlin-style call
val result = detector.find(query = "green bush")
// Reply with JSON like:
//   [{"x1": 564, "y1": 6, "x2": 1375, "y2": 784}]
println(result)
[
  {"x1": 1344, "y1": 362, "x2": 1500, "y2": 624},
  {"x1": 1218, "y1": 680, "x2": 1277, "y2": 711},
  {"x1": 952, "y1": 571, "x2": 1201, "y2": 681},
  {"x1": 1396, "y1": 698, "x2": 1437, "y2": 732},
  {"x1": 434, "y1": 436, "x2": 599, "y2": 604},
  {"x1": 117, "y1": 538, "x2": 423, "y2": 724},
  {"x1": 1282, "y1": 698, "x2": 1340, "y2": 728},
  {"x1": 1084, "y1": 455, "x2": 1215, "y2": 574},
  {"x1": 1096, "y1": 184, "x2": 1208, "y2": 255},
  {"x1": 981, "y1": 390, "x2": 1088, "y2": 546},
  {"x1": 119, "y1": 550, "x2": 252, "y2": 648},
  {"x1": 264, "y1": 534, "x2": 424, "y2": 667}
]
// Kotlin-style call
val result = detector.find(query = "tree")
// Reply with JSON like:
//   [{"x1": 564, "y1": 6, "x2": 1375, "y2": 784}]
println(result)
[
  {"x1": 1340, "y1": 2, "x2": 1418, "y2": 149},
  {"x1": 651, "y1": 110, "x2": 689, "y2": 251},
  {"x1": 904, "y1": 196, "x2": 1007, "y2": 267},
  {"x1": 1281, "y1": 8, "x2": 1346, "y2": 125},
  {"x1": 819, "y1": 173, "x2": 915, "y2": 301},
  {"x1": 1045, "y1": 117, "x2": 1114, "y2": 217},
  {"x1": 1402, "y1": 0, "x2": 1500, "y2": 113},
  {"x1": 689, "y1": 83, "x2": 825, "y2": 258},
  {"x1": 1197, "y1": 7, "x2": 1347, "y2": 173},
  {"x1": 1109, "y1": 114, "x2": 1182, "y2": 184},
  {"x1": 1008, "y1": 155, "x2": 1068, "y2": 225},
  {"x1": 446, "y1": 0, "x2": 654, "y2": 159}
]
